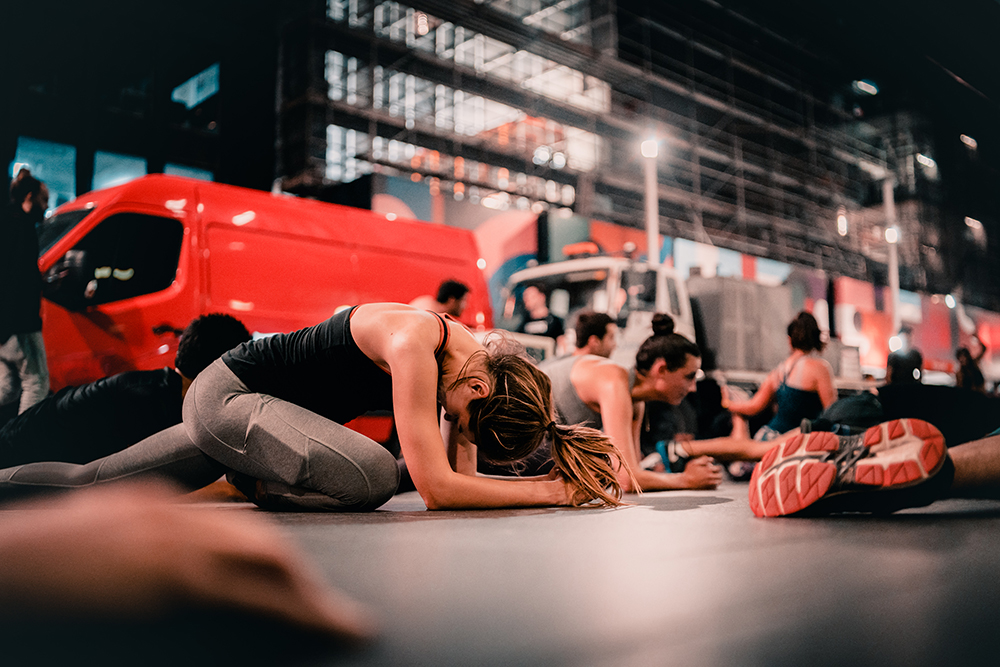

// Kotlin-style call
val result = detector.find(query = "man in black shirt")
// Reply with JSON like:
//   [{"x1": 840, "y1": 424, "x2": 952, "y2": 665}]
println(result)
[
  {"x1": 516, "y1": 284, "x2": 565, "y2": 345},
  {"x1": 0, "y1": 314, "x2": 250, "y2": 467}
]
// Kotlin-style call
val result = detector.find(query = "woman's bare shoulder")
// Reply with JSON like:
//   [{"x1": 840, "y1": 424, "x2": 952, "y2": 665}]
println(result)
[
  {"x1": 804, "y1": 354, "x2": 834, "y2": 373},
  {"x1": 349, "y1": 304, "x2": 440, "y2": 361},
  {"x1": 798, "y1": 355, "x2": 834, "y2": 390},
  {"x1": 574, "y1": 356, "x2": 628, "y2": 383}
]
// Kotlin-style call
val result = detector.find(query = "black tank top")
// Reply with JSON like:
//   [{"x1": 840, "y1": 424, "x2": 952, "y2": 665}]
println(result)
[{"x1": 222, "y1": 307, "x2": 449, "y2": 424}]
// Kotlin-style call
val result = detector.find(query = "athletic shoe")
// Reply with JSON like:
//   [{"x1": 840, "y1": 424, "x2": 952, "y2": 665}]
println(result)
[
  {"x1": 655, "y1": 439, "x2": 691, "y2": 473},
  {"x1": 640, "y1": 452, "x2": 664, "y2": 470},
  {"x1": 748, "y1": 418, "x2": 947, "y2": 517},
  {"x1": 727, "y1": 460, "x2": 756, "y2": 482}
]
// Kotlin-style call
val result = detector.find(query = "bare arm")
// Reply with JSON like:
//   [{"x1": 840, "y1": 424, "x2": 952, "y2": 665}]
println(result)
[
  {"x1": 589, "y1": 365, "x2": 720, "y2": 492},
  {"x1": 443, "y1": 413, "x2": 477, "y2": 476},
  {"x1": 386, "y1": 325, "x2": 573, "y2": 510},
  {"x1": 812, "y1": 359, "x2": 838, "y2": 409},
  {"x1": 0, "y1": 484, "x2": 374, "y2": 641},
  {"x1": 726, "y1": 372, "x2": 778, "y2": 417}
]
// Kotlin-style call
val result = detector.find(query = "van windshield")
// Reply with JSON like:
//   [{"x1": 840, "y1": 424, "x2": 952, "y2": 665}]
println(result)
[
  {"x1": 38, "y1": 209, "x2": 92, "y2": 256},
  {"x1": 502, "y1": 269, "x2": 612, "y2": 330},
  {"x1": 620, "y1": 267, "x2": 657, "y2": 313}
]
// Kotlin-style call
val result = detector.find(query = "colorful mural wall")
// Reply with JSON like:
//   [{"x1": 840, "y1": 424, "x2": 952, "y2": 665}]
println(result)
[{"x1": 373, "y1": 173, "x2": 998, "y2": 387}]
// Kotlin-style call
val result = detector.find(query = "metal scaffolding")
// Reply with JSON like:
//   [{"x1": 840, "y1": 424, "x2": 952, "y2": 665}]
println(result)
[{"x1": 277, "y1": 0, "x2": 897, "y2": 280}]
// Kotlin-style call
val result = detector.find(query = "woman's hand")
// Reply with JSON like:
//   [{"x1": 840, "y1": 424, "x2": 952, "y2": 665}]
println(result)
[
  {"x1": 547, "y1": 468, "x2": 576, "y2": 505},
  {"x1": 680, "y1": 456, "x2": 723, "y2": 489},
  {"x1": 545, "y1": 468, "x2": 580, "y2": 506}
]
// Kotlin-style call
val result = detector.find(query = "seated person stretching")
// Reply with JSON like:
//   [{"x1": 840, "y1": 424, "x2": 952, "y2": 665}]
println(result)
[
  {"x1": 539, "y1": 312, "x2": 722, "y2": 492},
  {"x1": 724, "y1": 311, "x2": 836, "y2": 441}
]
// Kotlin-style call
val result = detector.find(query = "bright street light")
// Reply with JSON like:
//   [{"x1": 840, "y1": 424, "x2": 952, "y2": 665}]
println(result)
[
  {"x1": 852, "y1": 80, "x2": 879, "y2": 96},
  {"x1": 885, "y1": 226, "x2": 899, "y2": 244},
  {"x1": 640, "y1": 139, "x2": 658, "y2": 159}
]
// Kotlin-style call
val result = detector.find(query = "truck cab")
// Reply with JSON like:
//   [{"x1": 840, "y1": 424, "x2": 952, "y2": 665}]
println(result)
[{"x1": 498, "y1": 255, "x2": 695, "y2": 366}]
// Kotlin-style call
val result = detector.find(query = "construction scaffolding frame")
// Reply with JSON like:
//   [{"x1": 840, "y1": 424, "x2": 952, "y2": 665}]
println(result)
[{"x1": 277, "y1": 0, "x2": 895, "y2": 280}]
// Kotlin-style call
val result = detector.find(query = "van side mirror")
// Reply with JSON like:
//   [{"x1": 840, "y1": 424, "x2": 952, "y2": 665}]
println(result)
[{"x1": 42, "y1": 249, "x2": 94, "y2": 312}]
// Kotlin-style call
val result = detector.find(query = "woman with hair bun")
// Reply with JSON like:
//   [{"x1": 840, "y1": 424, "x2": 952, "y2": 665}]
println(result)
[
  {"x1": 724, "y1": 311, "x2": 836, "y2": 441},
  {"x1": 0, "y1": 304, "x2": 626, "y2": 510},
  {"x1": 540, "y1": 313, "x2": 722, "y2": 492}
]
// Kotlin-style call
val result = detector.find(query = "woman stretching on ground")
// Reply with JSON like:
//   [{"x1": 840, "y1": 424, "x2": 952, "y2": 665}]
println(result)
[
  {"x1": 0, "y1": 304, "x2": 625, "y2": 509},
  {"x1": 539, "y1": 313, "x2": 722, "y2": 493}
]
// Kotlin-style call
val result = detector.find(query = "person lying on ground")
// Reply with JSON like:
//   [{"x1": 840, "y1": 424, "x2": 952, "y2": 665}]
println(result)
[
  {"x1": 669, "y1": 378, "x2": 1000, "y2": 516},
  {"x1": 0, "y1": 314, "x2": 251, "y2": 468},
  {"x1": 0, "y1": 304, "x2": 629, "y2": 510}
]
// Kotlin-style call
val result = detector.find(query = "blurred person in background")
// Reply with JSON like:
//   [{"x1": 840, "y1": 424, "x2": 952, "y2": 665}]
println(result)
[
  {"x1": 571, "y1": 311, "x2": 617, "y2": 359},
  {"x1": 409, "y1": 279, "x2": 470, "y2": 318},
  {"x1": 956, "y1": 346, "x2": 986, "y2": 393},
  {"x1": 0, "y1": 168, "x2": 50, "y2": 414},
  {"x1": 517, "y1": 284, "x2": 566, "y2": 349}
]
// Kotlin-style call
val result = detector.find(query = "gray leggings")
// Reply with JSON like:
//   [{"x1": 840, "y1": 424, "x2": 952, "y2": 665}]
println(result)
[{"x1": 0, "y1": 359, "x2": 400, "y2": 511}]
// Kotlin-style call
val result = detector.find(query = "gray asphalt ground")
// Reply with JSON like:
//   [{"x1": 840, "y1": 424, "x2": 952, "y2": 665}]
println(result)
[{"x1": 251, "y1": 480, "x2": 1000, "y2": 667}]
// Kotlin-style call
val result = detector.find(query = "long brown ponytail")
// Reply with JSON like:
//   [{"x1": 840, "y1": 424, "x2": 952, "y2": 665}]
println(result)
[
  {"x1": 548, "y1": 421, "x2": 631, "y2": 506},
  {"x1": 459, "y1": 342, "x2": 628, "y2": 507}
]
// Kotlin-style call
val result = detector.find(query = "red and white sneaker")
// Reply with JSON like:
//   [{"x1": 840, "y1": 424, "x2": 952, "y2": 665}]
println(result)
[{"x1": 748, "y1": 418, "x2": 947, "y2": 517}]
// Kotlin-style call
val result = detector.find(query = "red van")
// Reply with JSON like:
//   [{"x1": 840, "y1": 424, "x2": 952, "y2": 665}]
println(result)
[{"x1": 38, "y1": 174, "x2": 492, "y2": 391}]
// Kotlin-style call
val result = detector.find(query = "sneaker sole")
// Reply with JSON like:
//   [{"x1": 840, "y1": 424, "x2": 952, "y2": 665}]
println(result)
[{"x1": 748, "y1": 418, "x2": 946, "y2": 517}]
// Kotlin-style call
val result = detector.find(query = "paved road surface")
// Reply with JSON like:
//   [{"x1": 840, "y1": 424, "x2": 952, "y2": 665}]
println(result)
[{"x1": 262, "y1": 481, "x2": 1000, "y2": 666}]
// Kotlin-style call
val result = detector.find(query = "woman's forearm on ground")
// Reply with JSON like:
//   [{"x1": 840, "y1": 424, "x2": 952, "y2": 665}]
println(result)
[
  {"x1": 626, "y1": 466, "x2": 688, "y2": 491},
  {"x1": 418, "y1": 469, "x2": 569, "y2": 510}
]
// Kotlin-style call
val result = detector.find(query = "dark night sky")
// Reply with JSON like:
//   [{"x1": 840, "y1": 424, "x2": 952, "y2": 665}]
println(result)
[
  {"x1": 7, "y1": 1, "x2": 1000, "y2": 188},
  {"x1": 721, "y1": 0, "x2": 1000, "y2": 139}
]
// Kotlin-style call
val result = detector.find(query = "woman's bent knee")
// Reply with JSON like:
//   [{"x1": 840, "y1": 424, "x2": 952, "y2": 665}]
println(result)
[
  {"x1": 325, "y1": 445, "x2": 399, "y2": 511},
  {"x1": 234, "y1": 446, "x2": 400, "y2": 512}
]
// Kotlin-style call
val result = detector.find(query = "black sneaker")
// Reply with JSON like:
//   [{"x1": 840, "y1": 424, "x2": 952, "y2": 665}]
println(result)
[
  {"x1": 748, "y1": 418, "x2": 947, "y2": 517},
  {"x1": 656, "y1": 439, "x2": 690, "y2": 473}
]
